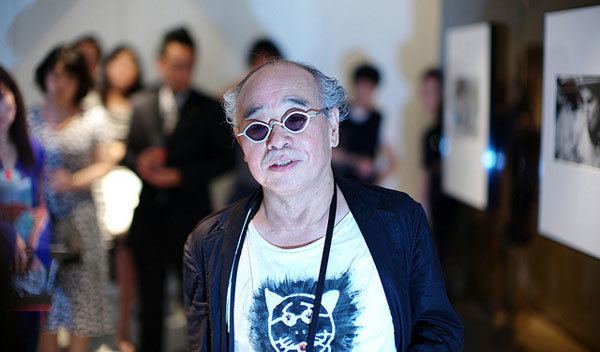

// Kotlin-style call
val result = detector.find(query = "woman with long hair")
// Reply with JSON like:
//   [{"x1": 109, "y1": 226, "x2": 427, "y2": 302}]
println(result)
[{"x1": 0, "y1": 66, "x2": 50, "y2": 352}]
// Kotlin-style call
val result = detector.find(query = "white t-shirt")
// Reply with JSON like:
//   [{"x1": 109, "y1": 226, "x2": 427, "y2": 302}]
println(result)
[{"x1": 232, "y1": 211, "x2": 396, "y2": 351}]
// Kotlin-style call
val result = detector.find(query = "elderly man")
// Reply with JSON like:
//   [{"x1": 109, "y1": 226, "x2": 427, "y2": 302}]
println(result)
[{"x1": 184, "y1": 60, "x2": 463, "y2": 351}]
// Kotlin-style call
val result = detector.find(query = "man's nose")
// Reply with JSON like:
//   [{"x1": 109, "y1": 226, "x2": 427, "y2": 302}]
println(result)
[{"x1": 266, "y1": 123, "x2": 292, "y2": 149}]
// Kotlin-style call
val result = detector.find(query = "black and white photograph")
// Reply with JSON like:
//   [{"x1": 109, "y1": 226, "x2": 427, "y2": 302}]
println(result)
[
  {"x1": 555, "y1": 75, "x2": 600, "y2": 169},
  {"x1": 452, "y1": 77, "x2": 479, "y2": 137}
]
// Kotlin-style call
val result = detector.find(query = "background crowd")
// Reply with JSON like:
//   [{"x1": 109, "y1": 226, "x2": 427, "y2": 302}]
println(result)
[{"x1": 1, "y1": 25, "x2": 445, "y2": 352}]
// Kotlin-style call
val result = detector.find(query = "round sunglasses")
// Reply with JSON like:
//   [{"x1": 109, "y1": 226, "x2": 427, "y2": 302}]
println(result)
[{"x1": 236, "y1": 108, "x2": 325, "y2": 143}]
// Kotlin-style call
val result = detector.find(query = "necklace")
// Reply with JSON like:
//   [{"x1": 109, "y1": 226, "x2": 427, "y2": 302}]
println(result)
[{"x1": 0, "y1": 138, "x2": 17, "y2": 180}]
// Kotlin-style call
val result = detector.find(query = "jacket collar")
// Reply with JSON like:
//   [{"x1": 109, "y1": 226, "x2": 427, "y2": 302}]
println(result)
[
  {"x1": 218, "y1": 189, "x2": 262, "y2": 349},
  {"x1": 337, "y1": 177, "x2": 381, "y2": 214},
  {"x1": 337, "y1": 177, "x2": 405, "y2": 348}
]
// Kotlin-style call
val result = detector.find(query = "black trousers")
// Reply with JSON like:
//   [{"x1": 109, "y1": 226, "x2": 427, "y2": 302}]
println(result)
[{"x1": 129, "y1": 204, "x2": 204, "y2": 352}]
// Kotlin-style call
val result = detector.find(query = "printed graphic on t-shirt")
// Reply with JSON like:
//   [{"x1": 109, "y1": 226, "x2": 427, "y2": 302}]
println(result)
[{"x1": 248, "y1": 273, "x2": 360, "y2": 351}]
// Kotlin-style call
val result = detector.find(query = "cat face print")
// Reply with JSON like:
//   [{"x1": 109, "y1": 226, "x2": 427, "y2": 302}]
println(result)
[{"x1": 264, "y1": 289, "x2": 339, "y2": 352}]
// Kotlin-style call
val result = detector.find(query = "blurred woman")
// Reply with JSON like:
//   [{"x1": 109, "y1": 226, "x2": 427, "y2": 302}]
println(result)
[
  {"x1": 99, "y1": 45, "x2": 143, "y2": 352},
  {"x1": 100, "y1": 45, "x2": 143, "y2": 139},
  {"x1": 0, "y1": 66, "x2": 50, "y2": 351},
  {"x1": 31, "y1": 45, "x2": 119, "y2": 352}
]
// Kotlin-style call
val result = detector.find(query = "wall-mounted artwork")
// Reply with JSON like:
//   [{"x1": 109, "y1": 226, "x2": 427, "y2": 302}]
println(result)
[
  {"x1": 540, "y1": 5, "x2": 600, "y2": 260},
  {"x1": 554, "y1": 75, "x2": 600, "y2": 169},
  {"x1": 443, "y1": 23, "x2": 492, "y2": 210}
]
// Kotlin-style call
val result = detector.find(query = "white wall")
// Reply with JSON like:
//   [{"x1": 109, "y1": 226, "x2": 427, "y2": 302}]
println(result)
[{"x1": 0, "y1": 0, "x2": 440, "y2": 197}]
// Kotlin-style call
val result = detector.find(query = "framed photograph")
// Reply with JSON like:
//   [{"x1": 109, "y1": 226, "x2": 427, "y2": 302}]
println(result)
[
  {"x1": 540, "y1": 5, "x2": 600, "y2": 260},
  {"x1": 443, "y1": 22, "x2": 492, "y2": 210}
]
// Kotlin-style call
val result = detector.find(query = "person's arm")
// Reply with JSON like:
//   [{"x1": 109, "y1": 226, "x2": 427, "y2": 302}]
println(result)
[
  {"x1": 30, "y1": 145, "x2": 49, "y2": 249},
  {"x1": 50, "y1": 141, "x2": 121, "y2": 193},
  {"x1": 408, "y1": 205, "x2": 463, "y2": 351},
  {"x1": 374, "y1": 144, "x2": 397, "y2": 184},
  {"x1": 123, "y1": 93, "x2": 150, "y2": 172},
  {"x1": 0, "y1": 222, "x2": 18, "y2": 270},
  {"x1": 183, "y1": 232, "x2": 210, "y2": 351},
  {"x1": 0, "y1": 220, "x2": 26, "y2": 274},
  {"x1": 332, "y1": 148, "x2": 376, "y2": 179}
]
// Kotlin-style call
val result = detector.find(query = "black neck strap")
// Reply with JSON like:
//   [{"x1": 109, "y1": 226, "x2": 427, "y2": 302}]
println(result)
[
  {"x1": 306, "y1": 185, "x2": 337, "y2": 351},
  {"x1": 228, "y1": 185, "x2": 338, "y2": 352}
]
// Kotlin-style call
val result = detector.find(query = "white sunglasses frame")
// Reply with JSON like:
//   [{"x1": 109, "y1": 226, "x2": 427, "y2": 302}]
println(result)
[{"x1": 235, "y1": 108, "x2": 325, "y2": 143}]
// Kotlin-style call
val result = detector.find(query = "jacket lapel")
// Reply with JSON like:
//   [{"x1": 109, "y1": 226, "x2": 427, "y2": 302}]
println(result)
[
  {"x1": 337, "y1": 177, "x2": 408, "y2": 348},
  {"x1": 216, "y1": 190, "x2": 262, "y2": 350}
]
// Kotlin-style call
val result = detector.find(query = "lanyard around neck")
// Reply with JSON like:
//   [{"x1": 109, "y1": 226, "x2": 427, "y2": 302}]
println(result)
[
  {"x1": 227, "y1": 185, "x2": 338, "y2": 351},
  {"x1": 306, "y1": 185, "x2": 337, "y2": 351}
]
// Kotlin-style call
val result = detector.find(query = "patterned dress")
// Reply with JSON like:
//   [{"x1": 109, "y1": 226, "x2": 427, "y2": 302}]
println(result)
[{"x1": 28, "y1": 106, "x2": 113, "y2": 336}]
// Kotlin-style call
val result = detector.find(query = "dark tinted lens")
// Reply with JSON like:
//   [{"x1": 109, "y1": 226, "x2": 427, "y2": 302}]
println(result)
[
  {"x1": 284, "y1": 113, "x2": 308, "y2": 132},
  {"x1": 245, "y1": 123, "x2": 269, "y2": 141}
]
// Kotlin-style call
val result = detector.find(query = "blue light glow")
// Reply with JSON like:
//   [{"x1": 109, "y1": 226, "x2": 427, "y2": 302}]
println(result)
[
  {"x1": 495, "y1": 152, "x2": 505, "y2": 171},
  {"x1": 482, "y1": 148, "x2": 497, "y2": 171},
  {"x1": 439, "y1": 136, "x2": 451, "y2": 157}
]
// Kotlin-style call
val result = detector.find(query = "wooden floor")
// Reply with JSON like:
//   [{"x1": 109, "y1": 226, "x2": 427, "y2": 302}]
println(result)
[{"x1": 514, "y1": 312, "x2": 592, "y2": 352}]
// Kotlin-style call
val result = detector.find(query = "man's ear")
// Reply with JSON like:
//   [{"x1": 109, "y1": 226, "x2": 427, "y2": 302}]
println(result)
[
  {"x1": 233, "y1": 130, "x2": 250, "y2": 162},
  {"x1": 233, "y1": 130, "x2": 247, "y2": 160},
  {"x1": 328, "y1": 108, "x2": 340, "y2": 148},
  {"x1": 243, "y1": 147, "x2": 249, "y2": 163}
]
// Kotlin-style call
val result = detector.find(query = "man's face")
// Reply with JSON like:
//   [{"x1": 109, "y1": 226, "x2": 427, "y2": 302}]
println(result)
[
  {"x1": 157, "y1": 42, "x2": 195, "y2": 93},
  {"x1": 421, "y1": 76, "x2": 441, "y2": 117},
  {"x1": 353, "y1": 79, "x2": 376, "y2": 107},
  {"x1": 235, "y1": 63, "x2": 339, "y2": 196}
]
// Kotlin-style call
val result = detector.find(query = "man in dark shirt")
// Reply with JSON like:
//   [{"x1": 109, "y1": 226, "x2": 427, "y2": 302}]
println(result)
[{"x1": 333, "y1": 63, "x2": 390, "y2": 184}]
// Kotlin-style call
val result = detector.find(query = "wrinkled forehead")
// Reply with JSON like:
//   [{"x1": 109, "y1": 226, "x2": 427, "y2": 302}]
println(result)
[{"x1": 237, "y1": 63, "x2": 320, "y2": 120}]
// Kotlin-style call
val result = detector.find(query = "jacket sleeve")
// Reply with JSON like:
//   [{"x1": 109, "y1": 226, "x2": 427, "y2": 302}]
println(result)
[
  {"x1": 183, "y1": 233, "x2": 210, "y2": 351},
  {"x1": 408, "y1": 205, "x2": 464, "y2": 351}
]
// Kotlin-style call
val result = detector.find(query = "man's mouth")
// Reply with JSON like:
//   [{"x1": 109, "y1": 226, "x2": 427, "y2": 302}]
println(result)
[
  {"x1": 273, "y1": 160, "x2": 293, "y2": 167},
  {"x1": 268, "y1": 158, "x2": 298, "y2": 170}
]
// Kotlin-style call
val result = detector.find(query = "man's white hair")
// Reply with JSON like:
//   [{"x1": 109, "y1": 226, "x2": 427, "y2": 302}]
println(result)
[{"x1": 222, "y1": 60, "x2": 349, "y2": 128}]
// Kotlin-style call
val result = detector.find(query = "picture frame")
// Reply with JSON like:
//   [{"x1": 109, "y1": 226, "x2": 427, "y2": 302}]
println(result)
[
  {"x1": 539, "y1": 5, "x2": 600, "y2": 260},
  {"x1": 443, "y1": 22, "x2": 492, "y2": 210}
]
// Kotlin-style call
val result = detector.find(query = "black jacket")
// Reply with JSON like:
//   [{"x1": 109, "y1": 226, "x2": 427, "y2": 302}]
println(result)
[
  {"x1": 125, "y1": 87, "x2": 234, "y2": 247},
  {"x1": 184, "y1": 178, "x2": 463, "y2": 351}
]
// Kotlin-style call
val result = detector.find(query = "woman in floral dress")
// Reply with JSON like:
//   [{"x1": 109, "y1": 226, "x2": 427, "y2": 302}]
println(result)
[{"x1": 30, "y1": 45, "x2": 120, "y2": 352}]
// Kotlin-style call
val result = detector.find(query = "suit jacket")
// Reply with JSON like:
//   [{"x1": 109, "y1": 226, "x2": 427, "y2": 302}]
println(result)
[
  {"x1": 183, "y1": 177, "x2": 464, "y2": 351},
  {"x1": 125, "y1": 87, "x2": 234, "y2": 245}
]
